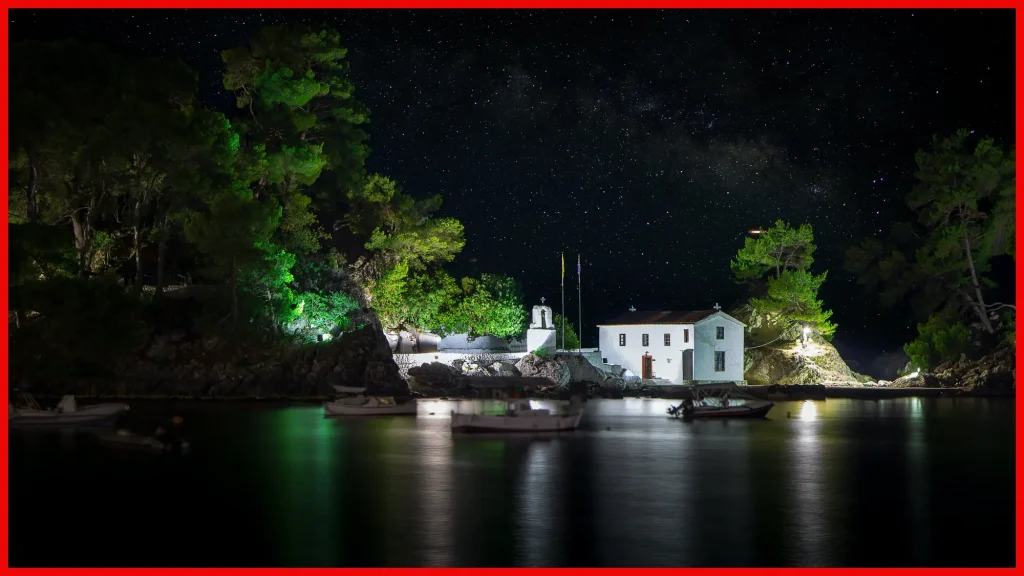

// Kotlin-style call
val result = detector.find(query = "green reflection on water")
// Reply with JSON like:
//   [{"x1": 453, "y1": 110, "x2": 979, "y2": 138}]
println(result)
[{"x1": 267, "y1": 406, "x2": 342, "y2": 566}]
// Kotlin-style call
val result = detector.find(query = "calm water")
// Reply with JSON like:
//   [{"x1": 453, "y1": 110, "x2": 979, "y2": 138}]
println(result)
[{"x1": 9, "y1": 397, "x2": 1015, "y2": 567}]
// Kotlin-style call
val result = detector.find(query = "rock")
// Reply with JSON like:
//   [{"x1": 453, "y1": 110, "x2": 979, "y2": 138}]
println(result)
[
  {"x1": 743, "y1": 337, "x2": 873, "y2": 386},
  {"x1": 892, "y1": 373, "x2": 926, "y2": 387},
  {"x1": 408, "y1": 362, "x2": 460, "y2": 396},
  {"x1": 515, "y1": 353, "x2": 571, "y2": 386},
  {"x1": 490, "y1": 361, "x2": 520, "y2": 377}
]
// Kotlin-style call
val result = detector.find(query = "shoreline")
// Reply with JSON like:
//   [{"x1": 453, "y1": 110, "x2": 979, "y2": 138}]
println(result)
[{"x1": 23, "y1": 385, "x2": 1014, "y2": 403}]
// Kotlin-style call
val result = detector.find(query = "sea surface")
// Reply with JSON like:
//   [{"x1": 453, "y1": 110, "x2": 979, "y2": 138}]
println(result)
[{"x1": 9, "y1": 397, "x2": 1015, "y2": 567}]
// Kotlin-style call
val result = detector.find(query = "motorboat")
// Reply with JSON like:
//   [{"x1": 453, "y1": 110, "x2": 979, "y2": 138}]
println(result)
[
  {"x1": 450, "y1": 376, "x2": 585, "y2": 433},
  {"x1": 9, "y1": 394, "x2": 129, "y2": 428},
  {"x1": 668, "y1": 384, "x2": 775, "y2": 420},
  {"x1": 96, "y1": 429, "x2": 191, "y2": 454},
  {"x1": 324, "y1": 387, "x2": 418, "y2": 416}
]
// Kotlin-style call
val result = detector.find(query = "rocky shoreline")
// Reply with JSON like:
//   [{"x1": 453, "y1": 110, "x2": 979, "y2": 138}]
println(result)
[{"x1": 14, "y1": 314, "x2": 1014, "y2": 403}]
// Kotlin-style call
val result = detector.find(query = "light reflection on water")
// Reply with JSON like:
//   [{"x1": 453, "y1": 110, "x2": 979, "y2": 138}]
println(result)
[{"x1": 8, "y1": 398, "x2": 1015, "y2": 568}]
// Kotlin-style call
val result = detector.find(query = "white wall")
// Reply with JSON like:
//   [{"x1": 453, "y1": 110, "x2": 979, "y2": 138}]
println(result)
[
  {"x1": 693, "y1": 314, "x2": 745, "y2": 382},
  {"x1": 598, "y1": 324, "x2": 695, "y2": 384}
]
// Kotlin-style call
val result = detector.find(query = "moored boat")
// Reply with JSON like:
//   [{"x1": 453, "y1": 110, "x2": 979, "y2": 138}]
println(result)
[
  {"x1": 9, "y1": 394, "x2": 129, "y2": 428},
  {"x1": 96, "y1": 429, "x2": 191, "y2": 454},
  {"x1": 324, "y1": 388, "x2": 418, "y2": 416},
  {"x1": 668, "y1": 384, "x2": 775, "y2": 420},
  {"x1": 450, "y1": 376, "x2": 585, "y2": 433}
]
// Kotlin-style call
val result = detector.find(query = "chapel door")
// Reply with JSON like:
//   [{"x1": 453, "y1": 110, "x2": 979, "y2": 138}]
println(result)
[
  {"x1": 682, "y1": 349, "x2": 694, "y2": 381},
  {"x1": 641, "y1": 355, "x2": 653, "y2": 379}
]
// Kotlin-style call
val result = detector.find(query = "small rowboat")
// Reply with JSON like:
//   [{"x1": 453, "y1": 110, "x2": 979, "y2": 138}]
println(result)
[
  {"x1": 96, "y1": 429, "x2": 191, "y2": 454},
  {"x1": 324, "y1": 394, "x2": 418, "y2": 416},
  {"x1": 670, "y1": 401, "x2": 775, "y2": 419},
  {"x1": 668, "y1": 384, "x2": 775, "y2": 420}
]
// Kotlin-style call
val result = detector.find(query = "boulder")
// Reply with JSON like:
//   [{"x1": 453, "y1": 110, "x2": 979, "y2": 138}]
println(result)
[
  {"x1": 407, "y1": 362, "x2": 460, "y2": 396},
  {"x1": 490, "y1": 361, "x2": 520, "y2": 377},
  {"x1": 515, "y1": 353, "x2": 571, "y2": 386},
  {"x1": 325, "y1": 321, "x2": 410, "y2": 397}
]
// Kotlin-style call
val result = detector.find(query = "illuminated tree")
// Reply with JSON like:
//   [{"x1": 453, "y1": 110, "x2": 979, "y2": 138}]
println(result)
[
  {"x1": 730, "y1": 220, "x2": 815, "y2": 282},
  {"x1": 222, "y1": 25, "x2": 369, "y2": 257},
  {"x1": 731, "y1": 220, "x2": 836, "y2": 340}
]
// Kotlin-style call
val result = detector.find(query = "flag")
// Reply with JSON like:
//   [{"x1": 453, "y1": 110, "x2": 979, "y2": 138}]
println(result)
[
  {"x1": 577, "y1": 254, "x2": 581, "y2": 278},
  {"x1": 561, "y1": 253, "x2": 564, "y2": 284}
]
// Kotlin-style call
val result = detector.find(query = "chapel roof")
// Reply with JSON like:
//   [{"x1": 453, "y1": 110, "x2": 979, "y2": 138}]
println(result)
[{"x1": 597, "y1": 310, "x2": 719, "y2": 326}]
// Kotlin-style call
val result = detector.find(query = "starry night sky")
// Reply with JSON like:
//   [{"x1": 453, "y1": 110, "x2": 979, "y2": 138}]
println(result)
[{"x1": 10, "y1": 9, "x2": 1016, "y2": 363}]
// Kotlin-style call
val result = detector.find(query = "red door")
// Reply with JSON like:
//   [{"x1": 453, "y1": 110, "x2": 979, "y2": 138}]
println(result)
[{"x1": 641, "y1": 355, "x2": 653, "y2": 379}]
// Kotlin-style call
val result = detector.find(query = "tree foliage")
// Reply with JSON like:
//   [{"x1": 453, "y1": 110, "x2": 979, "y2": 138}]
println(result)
[
  {"x1": 8, "y1": 28, "x2": 517, "y2": 369},
  {"x1": 369, "y1": 263, "x2": 526, "y2": 345},
  {"x1": 731, "y1": 220, "x2": 836, "y2": 340},
  {"x1": 750, "y1": 269, "x2": 836, "y2": 339},
  {"x1": 552, "y1": 314, "x2": 581, "y2": 350},
  {"x1": 903, "y1": 313, "x2": 971, "y2": 371},
  {"x1": 731, "y1": 220, "x2": 816, "y2": 282},
  {"x1": 350, "y1": 174, "x2": 466, "y2": 272},
  {"x1": 846, "y1": 130, "x2": 1015, "y2": 337}
]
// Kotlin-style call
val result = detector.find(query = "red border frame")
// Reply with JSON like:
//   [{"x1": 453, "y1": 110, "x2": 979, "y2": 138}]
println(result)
[{"x1": 0, "y1": 1, "x2": 1020, "y2": 571}]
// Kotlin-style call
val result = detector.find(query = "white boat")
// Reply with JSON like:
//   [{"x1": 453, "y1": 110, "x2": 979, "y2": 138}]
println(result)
[
  {"x1": 324, "y1": 395, "x2": 418, "y2": 416},
  {"x1": 450, "y1": 376, "x2": 585, "y2": 433},
  {"x1": 9, "y1": 394, "x2": 129, "y2": 428}
]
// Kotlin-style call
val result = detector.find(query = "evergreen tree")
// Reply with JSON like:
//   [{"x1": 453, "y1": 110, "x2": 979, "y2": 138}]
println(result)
[{"x1": 846, "y1": 130, "x2": 1016, "y2": 335}]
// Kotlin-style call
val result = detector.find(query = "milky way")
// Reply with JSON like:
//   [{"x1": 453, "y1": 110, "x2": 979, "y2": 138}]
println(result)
[{"x1": 10, "y1": 9, "x2": 1015, "y2": 356}]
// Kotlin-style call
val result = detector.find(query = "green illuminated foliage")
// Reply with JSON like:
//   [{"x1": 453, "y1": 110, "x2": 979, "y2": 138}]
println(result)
[
  {"x1": 903, "y1": 313, "x2": 971, "y2": 371},
  {"x1": 222, "y1": 25, "x2": 370, "y2": 256},
  {"x1": 731, "y1": 220, "x2": 836, "y2": 340},
  {"x1": 750, "y1": 269, "x2": 837, "y2": 339},
  {"x1": 297, "y1": 290, "x2": 360, "y2": 338},
  {"x1": 351, "y1": 174, "x2": 466, "y2": 270},
  {"x1": 731, "y1": 220, "x2": 815, "y2": 281},
  {"x1": 552, "y1": 314, "x2": 581, "y2": 350}
]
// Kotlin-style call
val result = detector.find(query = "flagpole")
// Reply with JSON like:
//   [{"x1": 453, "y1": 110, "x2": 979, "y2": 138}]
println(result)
[
  {"x1": 577, "y1": 253, "x2": 582, "y2": 352},
  {"x1": 560, "y1": 253, "x2": 565, "y2": 350}
]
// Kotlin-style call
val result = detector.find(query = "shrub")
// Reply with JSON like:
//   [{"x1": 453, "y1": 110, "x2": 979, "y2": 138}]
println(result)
[{"x1": 903, "y1": 313, "x2": 971, "y2": 371}]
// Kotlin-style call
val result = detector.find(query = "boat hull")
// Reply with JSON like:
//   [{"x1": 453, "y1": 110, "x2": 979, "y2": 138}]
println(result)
[
  {"x1": 683, "y1": 402, "x2": 774, "y2": 420},
  {"x1": 96, "y1": 431, "x2": 191, "y2": 454},
  {"x1": 9, "y1": 404, "x2": 129, "y2": 428},
  {"x1": 323, "y1": 401, "x2": 418, "y2": 416},
  {"x1": 450, "y1": 410, "x2": 584, "y2": 433}
]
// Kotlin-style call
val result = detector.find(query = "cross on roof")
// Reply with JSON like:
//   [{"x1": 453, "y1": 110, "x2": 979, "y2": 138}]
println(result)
[
  {"x1": 540, "y1": 297, "x2": 546, "y2": 304},
  {"x1": 713, "y1": 303, "x2": 722, "y2": 311}
]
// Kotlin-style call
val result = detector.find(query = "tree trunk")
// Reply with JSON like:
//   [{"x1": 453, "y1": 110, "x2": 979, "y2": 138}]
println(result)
[
  {"x1": 231, "y1": 256, "x2": 239, "y2": 327},
  {"x1": 26, "y1": 157, "x2": 38, "y2": 224},
  {"x1": 964, "y1": 235, "x2": 994, "y2": 333},
  {"x1": 155, "y1": 217, "x2": 168, "y2": 298},
  {"x1": 133, "y1": 200, "x2": 143, "y2": 294},
  {"x1": 71, "y1": 212, "x2": 89, "y2": 278}
]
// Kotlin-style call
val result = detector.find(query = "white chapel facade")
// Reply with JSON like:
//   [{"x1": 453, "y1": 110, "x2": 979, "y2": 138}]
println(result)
[{"x1": 597, "y1": 306, "x2": 747, "y2": 385}]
